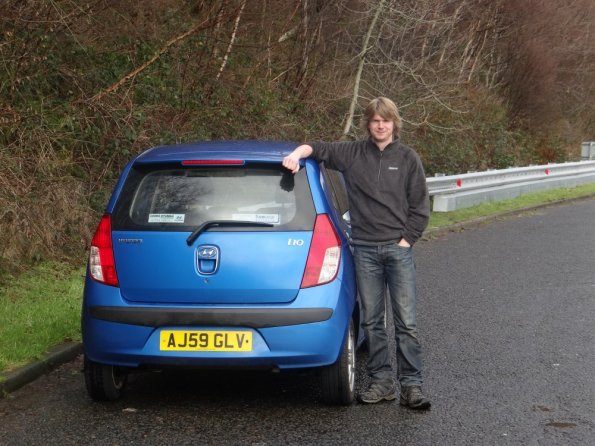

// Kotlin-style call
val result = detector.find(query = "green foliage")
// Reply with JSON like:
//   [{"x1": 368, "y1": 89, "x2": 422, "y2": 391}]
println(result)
[{"x1": 412, "y1": 87, "x2": 524, "y2": 175}]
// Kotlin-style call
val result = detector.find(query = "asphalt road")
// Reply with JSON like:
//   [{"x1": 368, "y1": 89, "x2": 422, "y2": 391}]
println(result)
[{"x1": 1, "y1": 198, "x2": 594, "y2": 445}]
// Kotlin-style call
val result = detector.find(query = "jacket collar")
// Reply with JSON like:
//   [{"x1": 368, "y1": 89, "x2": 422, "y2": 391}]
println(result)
[{"x1": 367, "y1": 137, "x2": 400, "y2": 152}]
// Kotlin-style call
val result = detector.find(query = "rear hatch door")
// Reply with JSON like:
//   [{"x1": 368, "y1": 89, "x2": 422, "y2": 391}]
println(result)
[{"x1": 111, "y1": 162, "x2": 316, "y2": 304}]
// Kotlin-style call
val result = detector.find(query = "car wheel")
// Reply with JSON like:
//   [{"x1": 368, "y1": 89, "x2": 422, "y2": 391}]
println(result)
[
  {"x1": 320, "y1": 318, "x2": 356, "y2": 405},
  {"x1": 84, "y1": 356, "x2": 128, "y2": 401}
]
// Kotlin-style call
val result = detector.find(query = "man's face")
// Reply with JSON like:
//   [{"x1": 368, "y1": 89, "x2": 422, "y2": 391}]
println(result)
[{"x1": 368, "y1": 113, "x2": 394, "y2": 146}]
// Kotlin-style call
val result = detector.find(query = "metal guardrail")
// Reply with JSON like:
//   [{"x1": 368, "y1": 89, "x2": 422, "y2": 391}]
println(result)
[{"x1": 427, "y1": 160, "x2": 595, "y2": 212}]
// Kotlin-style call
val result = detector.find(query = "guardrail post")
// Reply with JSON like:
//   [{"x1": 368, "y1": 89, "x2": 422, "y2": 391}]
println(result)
[{"x1": 582, "y1": 141, "x2": 595, "y2": 160}]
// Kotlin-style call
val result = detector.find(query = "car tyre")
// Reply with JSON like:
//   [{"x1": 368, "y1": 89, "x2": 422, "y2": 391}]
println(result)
[
  {"x1": 320, "y1": 318, "x2": 356, "y2": 405},
  {"x1": 84, "y1": 356, "x2": 128, "y2": 401}
]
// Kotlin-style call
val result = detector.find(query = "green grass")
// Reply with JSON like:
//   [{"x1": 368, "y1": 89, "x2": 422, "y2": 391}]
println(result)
[
  {"x1": 0, "y1": 262, "x2": 84, "y2": 373},
  {"x1": 0, "y1": 183, "x2": 594, "y2": 374}
]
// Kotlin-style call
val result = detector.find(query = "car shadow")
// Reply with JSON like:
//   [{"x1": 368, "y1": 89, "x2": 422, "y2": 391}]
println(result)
[{"x1": 105, "y1": 348, "x2": 370, "y2": 410}]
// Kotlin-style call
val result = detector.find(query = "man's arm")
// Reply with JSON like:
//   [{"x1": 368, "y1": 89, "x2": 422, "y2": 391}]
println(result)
[
  {"x1": 282, "y1": 144, "x2": 313, "y2": 174},
  {"x1": 402, "y1": 157, "x2": 430, "y2": 245}
]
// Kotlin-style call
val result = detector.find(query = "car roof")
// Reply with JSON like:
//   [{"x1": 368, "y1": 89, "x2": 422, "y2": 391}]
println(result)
[{"x1": 134, "y1": 140, "x2": 298, "y2": 164}]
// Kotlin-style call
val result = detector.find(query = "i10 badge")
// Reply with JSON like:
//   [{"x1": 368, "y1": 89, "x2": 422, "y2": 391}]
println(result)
[{"x1": 196, "y1": 245, "x2": 219, "y2": 275}]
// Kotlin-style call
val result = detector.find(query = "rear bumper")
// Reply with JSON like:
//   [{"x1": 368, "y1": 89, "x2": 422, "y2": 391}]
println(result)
[
  {"x1": 82, "y1": 317, "x2": 345, "y2": 370},
  {"x1": 82, "y1": 276, "x2": 356, "y2": 370},
  {"x1": 88, "y1": 306, "x2": 332, "y2": 328}
]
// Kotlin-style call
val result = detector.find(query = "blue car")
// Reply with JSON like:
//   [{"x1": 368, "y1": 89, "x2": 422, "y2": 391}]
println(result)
[{"x1": 82, "y1": 140, "x2": 361, "y2": 405}]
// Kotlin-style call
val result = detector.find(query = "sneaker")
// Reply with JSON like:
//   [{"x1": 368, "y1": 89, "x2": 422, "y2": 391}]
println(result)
[
  {"x1": 399, "y1": 385, "x2": 431, "y2": 410},
  {"x1": 358, "y1": 382, "x2": 397, "y2": 404}
]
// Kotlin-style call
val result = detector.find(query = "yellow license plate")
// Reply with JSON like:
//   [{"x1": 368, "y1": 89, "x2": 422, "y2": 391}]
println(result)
[{"x1": 160, "y1": 330, "x2": 253, "y2": 352}]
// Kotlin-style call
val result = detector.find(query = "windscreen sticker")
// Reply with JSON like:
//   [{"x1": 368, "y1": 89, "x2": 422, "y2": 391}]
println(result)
[
  {"x1": 232, "y1": 213, "x2": 280, "y2": 224},
  {"x1": 148, "y1": 213, "x2": 186, "y2": 223}
]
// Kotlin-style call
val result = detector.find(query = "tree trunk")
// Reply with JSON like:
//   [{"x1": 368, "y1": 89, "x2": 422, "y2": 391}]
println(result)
[
  {"x1": 342, "y1": 0, "x2": 386, "y2": 138},
  {"x1": 216, "y1": 0, "x2": 247, "y2": 81}
]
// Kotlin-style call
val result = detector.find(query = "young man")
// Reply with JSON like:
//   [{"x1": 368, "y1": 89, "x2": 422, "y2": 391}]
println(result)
[{"x1": 282, "y1": 97, "x2": 431, "y2": 409}]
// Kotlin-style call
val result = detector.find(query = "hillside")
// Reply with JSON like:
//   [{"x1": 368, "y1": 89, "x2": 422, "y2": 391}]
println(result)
[{"x1": 1, "y1": 0, "x2": 594, "y2": 273}]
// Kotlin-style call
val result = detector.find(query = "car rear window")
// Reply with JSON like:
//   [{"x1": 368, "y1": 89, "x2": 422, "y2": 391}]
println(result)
[{"x1": 111, "y1": 163, "x2": 315, "y2": 231}]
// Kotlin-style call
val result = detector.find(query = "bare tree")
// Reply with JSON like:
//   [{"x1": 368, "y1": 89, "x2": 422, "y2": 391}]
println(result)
[
  {"x1": 342, "y1": 0, "x2": 387, "y2": 137},
  {"x1": 216, "y1": 0, "x2": 247, "y2": 81}
]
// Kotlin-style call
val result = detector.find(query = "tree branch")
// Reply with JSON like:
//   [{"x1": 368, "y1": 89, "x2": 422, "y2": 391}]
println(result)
[{"x1": 91, "y1": 15, "x2": 216, "y2": 102}]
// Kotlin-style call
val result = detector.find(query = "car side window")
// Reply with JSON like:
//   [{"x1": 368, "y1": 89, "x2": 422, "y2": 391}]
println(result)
[{"x1": 321, "y1": 167, "x2": 349, "y2": 217}]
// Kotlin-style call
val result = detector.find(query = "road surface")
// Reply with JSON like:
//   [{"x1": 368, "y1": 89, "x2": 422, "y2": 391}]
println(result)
[{"x1": 1, "y1": 198, "x2": 594, "y2": 445}]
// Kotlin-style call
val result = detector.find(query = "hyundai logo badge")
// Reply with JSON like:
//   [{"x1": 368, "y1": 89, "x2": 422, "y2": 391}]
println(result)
[
  {"x1": 196, "y1": 245, "x2": 219, "y2": 275},
  {"x1": 199, "y1": 246, "x2": 218, "y2": 258}
]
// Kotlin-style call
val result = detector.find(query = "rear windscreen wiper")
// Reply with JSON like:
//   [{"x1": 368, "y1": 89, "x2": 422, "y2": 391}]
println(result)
[{"x1": 186, "y1": 220, "x2": 274, "y2": 246}]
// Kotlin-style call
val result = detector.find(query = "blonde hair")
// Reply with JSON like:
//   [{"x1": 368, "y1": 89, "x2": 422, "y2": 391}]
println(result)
[{"x1": 363, "y1": 97, "x2": 402, "y2": 138}]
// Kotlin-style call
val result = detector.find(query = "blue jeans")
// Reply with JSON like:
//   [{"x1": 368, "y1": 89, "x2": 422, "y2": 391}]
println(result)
[{"x1": 354, "y1": 243, "x2": 423, "y2": 388}]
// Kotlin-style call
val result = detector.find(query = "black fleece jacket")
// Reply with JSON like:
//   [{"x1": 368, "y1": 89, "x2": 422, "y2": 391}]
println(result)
[{"x1": 310, "y1": 139, "x2": 429, "y2": 245}]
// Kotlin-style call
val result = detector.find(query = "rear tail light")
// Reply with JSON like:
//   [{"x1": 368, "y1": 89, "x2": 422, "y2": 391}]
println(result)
[
  {"x1": 301, "y1": 214, "x2": 341, "y2": 288},
  {"x1": 89, "y1": 214, "x2": 119, "y2": 286},
  {"x1": 181, "y1": 160, "x2": 244, "y2": 165}
]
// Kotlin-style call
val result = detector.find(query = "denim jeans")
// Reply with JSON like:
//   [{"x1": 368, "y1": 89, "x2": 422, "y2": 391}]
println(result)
[{"x1": 354, "y1": 243, "x2": 423, "y2": 388}]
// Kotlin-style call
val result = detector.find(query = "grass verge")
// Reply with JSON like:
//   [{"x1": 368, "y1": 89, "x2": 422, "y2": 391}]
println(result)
[
  {"x1": 0, "y1": 262, "x2": 84, "y2": 374},
  {"x1": 0, "y1": 183, "x2": 594, "y2": 374}
]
